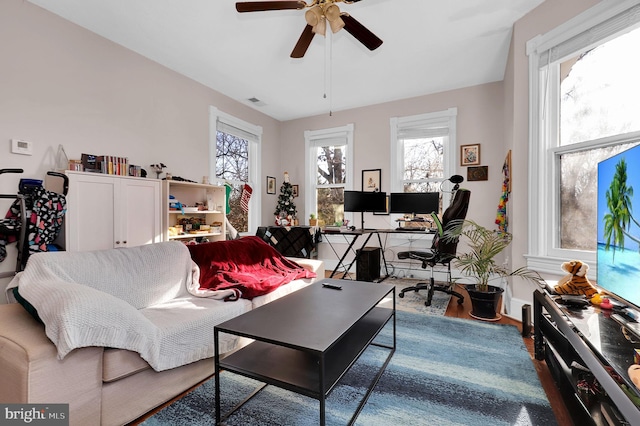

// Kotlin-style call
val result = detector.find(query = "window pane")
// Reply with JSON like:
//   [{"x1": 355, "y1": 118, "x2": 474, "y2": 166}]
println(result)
[
  {"x1": 559, "y1": 143, "x2": 638, "y2": 250},
  {"x1": 317, "y1": 187, "x2": 344, "y2": 226},
  {"x1": 317, "y1": 146, "x2": 346, "y2": 185},
  {"x1": 402, "y1": 137, "x2": 444, "y2": 181},
  {"x1": 215, "y1": 131, "x2": 249, "y2": 232},
  {"x1": 216, "y1": 131, "x2": 248, "y2": 182},
  {"x1": 403, "y1": 182, "x2": 440, "y2": 193},
  {"x1": 560, "y1": 27, "x2": 640, "y2": 146}
]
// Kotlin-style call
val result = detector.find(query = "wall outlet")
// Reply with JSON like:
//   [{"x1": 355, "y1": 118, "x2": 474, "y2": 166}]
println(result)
[{"x1": 11, "y1": 139, "x2": 33, "y2": 156}]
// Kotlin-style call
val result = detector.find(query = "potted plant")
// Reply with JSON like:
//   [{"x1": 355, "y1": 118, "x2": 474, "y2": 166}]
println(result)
[
  {"x1": 309, "y1": 213, "x2": 317, "y2": 226},
  {"x1": 444, "y1": 219, "x2": 544, "y2": 321}
]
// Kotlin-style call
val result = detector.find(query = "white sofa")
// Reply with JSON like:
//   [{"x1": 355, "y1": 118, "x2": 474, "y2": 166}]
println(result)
[{"x1": 0, "y1": 239, "x2": 323, "y2": 425}]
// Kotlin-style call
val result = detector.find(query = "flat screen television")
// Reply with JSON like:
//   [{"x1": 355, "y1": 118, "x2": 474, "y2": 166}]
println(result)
[
  {"x1": 597, "y1": 143, "x2": 640, "y2": 310},
  {"x1": 343, "y1": 190, "x2": 387, "y2": 213},
  {"x1": 389, "y1": 192, "x2": 440, "y2": 216}
]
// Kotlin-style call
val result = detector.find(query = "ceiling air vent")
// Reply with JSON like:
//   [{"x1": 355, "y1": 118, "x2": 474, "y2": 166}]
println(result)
[{"x1": 247, "y1": 97, "x2": 266, "y2": 107}]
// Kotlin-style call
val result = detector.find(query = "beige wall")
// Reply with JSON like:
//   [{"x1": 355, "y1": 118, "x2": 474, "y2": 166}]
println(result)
[
  {"x1": 0, "y1": 0, "x2": 282, "y2": 287},
  {"x1": 280, "y1": 82, "x2": 506, "y2": 230},
  {"x1": 1, "y1": 0, "x2": 606, "y2": 306},
  {"x1": 505, "y1": 0, "x2": 600, "y2": 303}
]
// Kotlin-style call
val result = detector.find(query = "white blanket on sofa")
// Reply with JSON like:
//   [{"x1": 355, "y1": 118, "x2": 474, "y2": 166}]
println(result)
[{"x1": 8, "y1": 242, "x2": 210, "y2": 371}]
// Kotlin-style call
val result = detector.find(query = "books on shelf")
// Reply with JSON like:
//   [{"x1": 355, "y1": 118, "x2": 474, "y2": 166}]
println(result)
[{"x1": 94, "y1": 155, "x2": 142, "y2": 177}]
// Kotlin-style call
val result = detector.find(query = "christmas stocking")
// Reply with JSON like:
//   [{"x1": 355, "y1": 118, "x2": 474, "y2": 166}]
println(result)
[{"x1": 240, "y1": 184, "x2": 253, "y2": 212}]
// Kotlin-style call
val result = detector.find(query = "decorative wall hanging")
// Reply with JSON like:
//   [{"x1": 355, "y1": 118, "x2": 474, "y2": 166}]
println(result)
[
  {"x1": 266, "y1": 176, "x2": 276, "y2": 194},
  {"x1": 461, "y1": 144, "x2": 481, "y2": 166},
  {"x1": 467, "y1": 166, "x2": 488, "y2": 181},
  {"x1": 496, "y1": 150, "x2": 511, "y2": 233},
  {"x1": 362, "y1": 169, "x2": 381, "y2": 192}
]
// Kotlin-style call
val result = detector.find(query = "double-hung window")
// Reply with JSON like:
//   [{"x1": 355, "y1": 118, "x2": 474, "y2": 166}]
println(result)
[
  {"x1": 527, "y1": 1, "x2": 640, "y2": 273},
  {"x1": 390, "y1": 108, "x2": 458, "y2": 209},
  {"x1": 304, "y1": 124, "x2": 354, "y2": 226},
  {"x1": 209, "y1": 107, "x2": 262, "y2": 234}
]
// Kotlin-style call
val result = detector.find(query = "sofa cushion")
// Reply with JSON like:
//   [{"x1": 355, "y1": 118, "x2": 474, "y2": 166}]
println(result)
[
  {"x1": 140, "y1": 296, "x2": 253, "y2": 367},
  {"x1": 102, "y1": 348, "x2": 151, "y2": 383}
]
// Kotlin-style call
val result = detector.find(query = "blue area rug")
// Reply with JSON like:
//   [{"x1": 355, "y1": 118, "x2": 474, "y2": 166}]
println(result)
[{"x1": 142, "y1": 312, "x2": 556, "y2": 425}]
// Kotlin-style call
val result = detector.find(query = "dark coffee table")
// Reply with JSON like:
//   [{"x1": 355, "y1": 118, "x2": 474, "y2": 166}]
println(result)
[{"x1": 214, "y1": 279, "x2": 396, "y2": 425}]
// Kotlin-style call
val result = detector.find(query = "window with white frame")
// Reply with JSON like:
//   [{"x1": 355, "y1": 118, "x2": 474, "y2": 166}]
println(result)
[
  {"x1": 390, "y1": 108, "x2": 458, "y2": 210},
  {"x1": 304, "y1": 124, "x2": 354, "y2": 227},
  {"x1": 526, "y1": 1, "x2": 640, "y2": 274},
  {"x1": 209, "y1": 107, "x2": 262, "y2": 235}
]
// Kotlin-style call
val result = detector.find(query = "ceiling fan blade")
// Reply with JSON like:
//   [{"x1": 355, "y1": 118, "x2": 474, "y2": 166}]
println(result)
[
  {"x1": 236, "y1": 1, "x2": 306, "y2": 13},
  {"x1": 341, "y1": 14, "x2": 383, "y2": 51},
  {"x1": 291, "y1": 24, "x2": 315, "y2": 58}
]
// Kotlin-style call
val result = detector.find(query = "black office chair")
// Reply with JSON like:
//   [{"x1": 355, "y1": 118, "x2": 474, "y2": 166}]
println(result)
[{"x1": 397, "y1": 188, "x2": 471, "y2": 307}]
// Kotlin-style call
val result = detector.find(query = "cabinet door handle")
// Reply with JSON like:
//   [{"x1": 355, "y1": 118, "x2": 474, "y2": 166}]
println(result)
[
  {"x1": 115, "y1": 241, "x2": 120, "y2": 245},
  {"x1": 123, "y1": 241, "x2": 127, "y2": 244}
]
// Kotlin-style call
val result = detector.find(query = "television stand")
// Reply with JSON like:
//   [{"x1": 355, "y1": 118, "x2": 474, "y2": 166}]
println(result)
[{"x1": 533, "y1": 290, "x2": 640, "y2": 425}]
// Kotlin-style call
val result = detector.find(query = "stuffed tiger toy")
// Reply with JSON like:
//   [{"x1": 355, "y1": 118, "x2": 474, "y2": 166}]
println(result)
[{"x1": 554, "y1": 260, "x2": 598, "y2": 298}]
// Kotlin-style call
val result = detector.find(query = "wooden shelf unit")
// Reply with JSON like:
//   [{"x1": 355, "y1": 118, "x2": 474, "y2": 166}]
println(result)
[{"x1": 162, "y1": 180, "x2": 226, "y2": 242}]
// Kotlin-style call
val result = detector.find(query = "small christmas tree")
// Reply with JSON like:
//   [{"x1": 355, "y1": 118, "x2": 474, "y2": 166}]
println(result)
[{"x1": 274, "y1": 172, "x2": 297, "y2": 222}]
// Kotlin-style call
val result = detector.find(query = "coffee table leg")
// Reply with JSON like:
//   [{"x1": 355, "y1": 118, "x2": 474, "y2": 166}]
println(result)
[
  {"x1": 214, "y1": 330, "x2": 221, "y2": 424},
  {"x1": 319, "y1": 356, "x2": 326, "y2": 426}
]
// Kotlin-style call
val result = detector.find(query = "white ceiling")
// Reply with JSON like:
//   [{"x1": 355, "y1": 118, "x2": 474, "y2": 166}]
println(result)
[{"x1": 28, "y1": 0, "x2": 545, "y2": 121}]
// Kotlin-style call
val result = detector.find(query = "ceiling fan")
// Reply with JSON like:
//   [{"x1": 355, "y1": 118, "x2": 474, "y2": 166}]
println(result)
[{"x1": 235, "y1": 0, "x2": 383, "y2": 58}]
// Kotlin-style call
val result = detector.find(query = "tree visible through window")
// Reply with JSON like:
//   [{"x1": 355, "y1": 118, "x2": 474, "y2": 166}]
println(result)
[
  {"x1": 316, "y1": 145, "x2": 346, "y2": 226},
  {"x1": 216, "y1": 131, "x2": 248, "y2": 233},
  {"x1": 557, "y1": 26, "x2": 640, "y2": 250}
]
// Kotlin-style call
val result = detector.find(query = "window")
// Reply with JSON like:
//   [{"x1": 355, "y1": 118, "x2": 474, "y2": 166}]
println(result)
[
  {"x1": 209, "y1": 107, "x2": 262, "y2": 234},
  {"x1": 527, "y1": 1, "x2": 640, "y2": 273},
  {"x1": 390, "y1": 108, "x2": 458, "y2": 209},
  {"x1": 304, "y1": 124, "x2": 354, "y2": 226}
]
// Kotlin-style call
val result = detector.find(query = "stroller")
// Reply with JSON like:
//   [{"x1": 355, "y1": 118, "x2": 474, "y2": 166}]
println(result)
[{"x1": 0, "y1": 169, "x2": 69, "y2": 274}]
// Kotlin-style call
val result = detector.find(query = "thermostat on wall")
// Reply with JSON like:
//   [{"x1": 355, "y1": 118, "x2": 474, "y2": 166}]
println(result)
[{"x1": 11, "y1": 139, "x2": 33, "y2": 156}]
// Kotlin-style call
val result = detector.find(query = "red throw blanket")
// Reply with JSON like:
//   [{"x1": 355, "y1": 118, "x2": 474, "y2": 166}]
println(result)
[{"x1": 187, "y1": 236, "x2": 316, "y2": 300}]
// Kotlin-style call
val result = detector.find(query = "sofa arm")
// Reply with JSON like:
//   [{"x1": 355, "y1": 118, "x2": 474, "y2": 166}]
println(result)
[
  {"x1": 287, "y1": 257, "x2": 325, "y2": 280},
  {"x1": 0, "y1": 304, "x2": 104, "y2": 426}
]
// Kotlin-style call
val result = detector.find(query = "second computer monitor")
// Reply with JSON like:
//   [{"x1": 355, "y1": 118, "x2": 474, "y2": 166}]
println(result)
[{"x1": 389, "y1": 192, "x2": 440, "y2": 216}]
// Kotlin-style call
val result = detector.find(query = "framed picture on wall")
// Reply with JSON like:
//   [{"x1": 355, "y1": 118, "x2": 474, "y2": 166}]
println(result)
[
  {"x1": 362, "y1": 169, "x2": 381, "y2": 192},
  {"x1": 467, "y1": 166, "x2": 488, "y2": 181},
  {"x1": 267, "y1": 176, "x2": 276, "y2": 194},
  {"x1": 460, "y1": 144, "x2": 481, "y2": 166},
  {"x1": 292, "y1": 185, "x2": 299, "y2": 197}
]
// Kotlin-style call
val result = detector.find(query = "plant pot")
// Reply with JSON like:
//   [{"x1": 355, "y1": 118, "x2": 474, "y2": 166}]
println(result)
[
  {"x1": 464, "y1": 284, "x2": 504, "y2": 321},
  {"x1": 309, "y1": 219, "x2": 317, "y2": 226}
]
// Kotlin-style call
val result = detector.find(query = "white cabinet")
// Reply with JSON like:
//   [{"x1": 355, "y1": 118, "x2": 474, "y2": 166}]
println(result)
[
  {"x1": 162, "y1": 180, "x2": 226, "y2": 243},
  {"x1": 60, "y1": 172, "x2": 162, "y2": 251}
]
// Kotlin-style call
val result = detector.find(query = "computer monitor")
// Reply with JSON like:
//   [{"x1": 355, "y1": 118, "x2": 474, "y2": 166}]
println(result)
[
  {"x1": 344, "y1": 190, "x2": 387, "y2": 229},
  {"x1": 389, "y1": 192, "x2": 440, "y2": 216},
  {"x1": 344, "y1": 190, "x2": 387, "y2": 213}
]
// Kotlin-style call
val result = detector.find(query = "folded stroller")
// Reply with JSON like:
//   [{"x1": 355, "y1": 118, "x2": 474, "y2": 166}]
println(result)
[{"x1": 0, "y1": 169, "x2": 68, "y2": 273}]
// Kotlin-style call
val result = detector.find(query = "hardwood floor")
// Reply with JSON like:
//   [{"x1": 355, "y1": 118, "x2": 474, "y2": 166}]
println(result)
[{"x1": 444, "y1": 284, "x2": 573, "y2": 426}]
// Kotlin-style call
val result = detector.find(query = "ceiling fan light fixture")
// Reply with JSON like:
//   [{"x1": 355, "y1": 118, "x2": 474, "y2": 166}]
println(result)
[
  {"x1": 304, "y1": 6, "x2": 322, "y2": 27},
  {"x1": 313, "y1": 18, "x2": 327, "y2": 36},
  {"x1": 325, "y1": 4, "x2": 344, "y2": 33},
  {"x1": 329, "y1": 16, "x2": 344, "y2": 33}
]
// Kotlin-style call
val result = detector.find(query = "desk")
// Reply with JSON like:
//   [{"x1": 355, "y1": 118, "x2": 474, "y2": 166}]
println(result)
[{"x1": 322, "y1": 228, "x2": 437, "y2": 281}]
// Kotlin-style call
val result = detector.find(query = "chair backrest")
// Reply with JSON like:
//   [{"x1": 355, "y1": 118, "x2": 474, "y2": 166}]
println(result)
[{"x1": 431, "y1": 188, "x2": 471, "y2": 257}]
